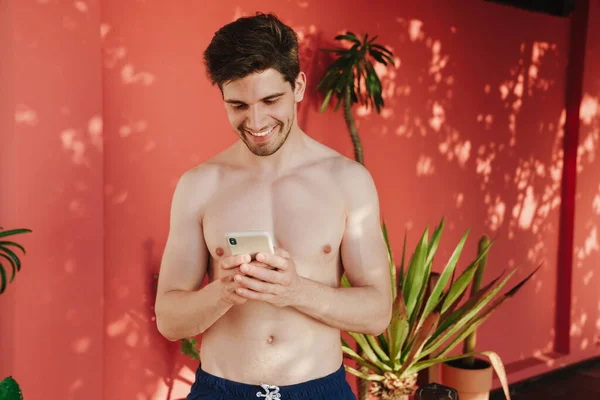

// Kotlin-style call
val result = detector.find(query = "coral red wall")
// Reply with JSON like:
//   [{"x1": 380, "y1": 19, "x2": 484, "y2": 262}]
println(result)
[
  {"x1": 0, "y1": 1, "x2": 105, "y2": 399},
  {"x1": 1, "y1": 1, "x2": 598, "y2": 399}
]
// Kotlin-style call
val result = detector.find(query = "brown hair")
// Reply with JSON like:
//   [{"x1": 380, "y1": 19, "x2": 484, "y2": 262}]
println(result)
[{"x1": 203, "y1": 12, "x2": 300, "y2": 90}]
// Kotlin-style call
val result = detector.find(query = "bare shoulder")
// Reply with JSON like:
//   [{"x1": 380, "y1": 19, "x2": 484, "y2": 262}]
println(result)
[
  {"x1": 330, "y1": 156, "x2": 379, "y2": 212},
  {"x1": 172, "y1": 157, "x2": 224, "y2": 216}
]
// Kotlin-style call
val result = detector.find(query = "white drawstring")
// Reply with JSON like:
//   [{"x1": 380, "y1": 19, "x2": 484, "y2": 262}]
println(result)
[{"x1": 256, "y1": 383, "x2": 282, "y2": 399}]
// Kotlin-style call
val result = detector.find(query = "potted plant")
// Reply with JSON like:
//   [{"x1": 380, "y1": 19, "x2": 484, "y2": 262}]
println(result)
[
  {"x1": 441, "y1": 234, "x2": 496, "y2": 399},
  {"x1": 339, "y1": 218, "x2": 540, "y2": 399},
  {"x1": 0, "y1": 227, "x2": 32, "y2": 400}
]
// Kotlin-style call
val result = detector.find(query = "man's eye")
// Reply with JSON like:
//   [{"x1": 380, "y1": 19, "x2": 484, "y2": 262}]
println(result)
[
  {"x1": 233, "y1": 104, "x2": 247, "y2": 110},
  {"x1": 264, "y1": 99, "x2": 278, "y2": 105}
]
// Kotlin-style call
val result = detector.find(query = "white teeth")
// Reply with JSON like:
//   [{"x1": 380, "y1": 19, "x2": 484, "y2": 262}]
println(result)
[{"x1": 249, "y1": 125, "x2": 275, "y2": 137}]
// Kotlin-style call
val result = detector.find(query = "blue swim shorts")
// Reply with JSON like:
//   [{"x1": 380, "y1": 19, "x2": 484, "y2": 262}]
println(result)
[{"x1": 186, "y1": 363, "x2": 356, "y2": 399}]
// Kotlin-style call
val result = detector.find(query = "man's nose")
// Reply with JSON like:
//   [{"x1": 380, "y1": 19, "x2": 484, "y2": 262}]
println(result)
[{"x1": 245, "y1": 105, "x2": 269, "y2": 132}]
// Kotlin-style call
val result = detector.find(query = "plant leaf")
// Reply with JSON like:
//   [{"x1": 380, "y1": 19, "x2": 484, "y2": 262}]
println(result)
[
  {"x1": 0, "y1": 259, "x2": 7, "y2": 294},
  {"x1": 366, "y1": 334, "x2": 390, "y2": 362},
  {"x1": 0, "y1": 241, "x2": 26, "y2": 254},
  {"x1": 381, "y1": 220, "x2": 396, "y2": 300},
  {"x1": 396, "y1": 311, "x2": 440, "y2": 377},
  {"x1": 388, "y1": 291, "x2": 409, "y2": 367},
  {"x1": 0, "y1": 253, "x2": 17, "y2": 284},
  {"x1": 320, "y1": 89, "x2": 334, "y2": 113},
  {"x1": 344, "y1": 365, "x2": 385, "y2": 381},
  {"x1": 0, "y1": 376, "x2": 23, "y2": 400},
  {"x1": 440, "y1": 239, "x2": 494, "y2": 314},
  {"x1": 342, "y1": 344, "x2": 385, "y2": 374},
  {"x1": 348, "y1": 332, "x2": 393, "y2": 371},
  {"x1": 404, "y1": 227, "x2": 429, "y2": 323},
  {"x1": 180, "y1": 338, "x2": 200, "y2": 361},
  {"x1": 0, "y1": 228, "x2": 32, "y2": 239},
  {"x1": 419, "y1": 228, "x2": 469, "y2": 329}
]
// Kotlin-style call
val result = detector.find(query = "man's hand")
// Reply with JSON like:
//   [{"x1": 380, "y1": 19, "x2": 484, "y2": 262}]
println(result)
[
  {"x1": 232, "y1": 248, "x2": 303, "y2": 308},
  {"x1": 217, "y1": 253, "x2": 253, "y2": 306}
]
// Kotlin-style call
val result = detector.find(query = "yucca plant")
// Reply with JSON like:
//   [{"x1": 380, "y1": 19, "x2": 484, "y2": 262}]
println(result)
[
  {"x1": 0, "y1": 228, "x2": 32, "y2": 295},
  {"x1": 317, "y1": 31, "x2": 394, "y2": 165},
  {"x1": 340, "y1": 217, "x2": 540, "y2": 400},
  {"x1": 0, "y1": 377, "x2": 23, "y2": 400}
]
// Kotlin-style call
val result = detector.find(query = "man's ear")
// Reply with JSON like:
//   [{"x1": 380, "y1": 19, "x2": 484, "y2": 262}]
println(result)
[{"x1": 294, "y1": 72, "x2": 306, "y2": 103}]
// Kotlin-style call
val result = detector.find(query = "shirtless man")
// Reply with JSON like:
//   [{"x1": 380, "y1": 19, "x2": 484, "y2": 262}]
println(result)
[{"x1": 155, "y1": 12, "x2": 392, "y2": 400}]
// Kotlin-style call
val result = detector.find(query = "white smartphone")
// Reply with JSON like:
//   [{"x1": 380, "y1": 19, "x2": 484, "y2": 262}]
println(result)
[{"x1": 225, "y1": 231, "x2": 275, "y2": 259}]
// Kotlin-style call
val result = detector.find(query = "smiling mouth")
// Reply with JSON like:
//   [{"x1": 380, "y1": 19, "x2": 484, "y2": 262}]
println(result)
[{"x1": 246, "y1": 125, "x2": 277, "y2": 137}]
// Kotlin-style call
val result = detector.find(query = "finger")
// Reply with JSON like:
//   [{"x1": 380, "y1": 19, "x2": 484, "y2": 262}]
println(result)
[
  {"x1": 255, "y1": 252, "x2": 287, "y2": 270},
  {"x1": 273, "y1": 247, "x2": 290, "y2": 258},
  {"x1": 240, "y1": 263, "x2": 281, "y2": 283},
  {"x1": 248, "y1": 261, "x2": 270, "y2": 269},
  {"x1": 234, "y1": 274, "x2": 278, "y2": 294},
  {"x1": 221, "y1": 254, "x2": 251, "y2": 269},
  {"x1": 235, "y1": 286, "x2": 276, "y2": 302}
]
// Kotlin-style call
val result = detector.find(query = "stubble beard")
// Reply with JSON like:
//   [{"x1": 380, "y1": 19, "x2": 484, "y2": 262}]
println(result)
[{"x1": 240, "y1": 109, "x2": 296, "y2": 157}]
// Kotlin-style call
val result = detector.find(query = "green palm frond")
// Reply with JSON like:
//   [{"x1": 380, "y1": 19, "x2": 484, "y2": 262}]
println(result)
[
  {"x1": 317, "y1": 32, "x2": 395, "y2": 115},
  {"x1": 0, "y1": 228, "x2": 32, "y2": 295}
]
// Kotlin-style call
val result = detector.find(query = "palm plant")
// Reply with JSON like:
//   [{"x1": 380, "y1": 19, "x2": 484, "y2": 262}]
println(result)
[
  {"x1": 317, "y1": 31, "x2": 394, "y2": 165},
  {"x1": 0, "y1": 228, "x2": 32, "y2": 294},
  {"x1": 340, "y1": 218, "x2": 540, "y2": 399},
  {"x1": 0, "y1": 227, "x2": 31, "y2": 400}
]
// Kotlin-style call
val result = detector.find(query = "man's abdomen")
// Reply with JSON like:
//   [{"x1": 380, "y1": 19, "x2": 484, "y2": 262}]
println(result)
[{"x1": 198, "y1": 303, "x2": 343, "y2": 386}]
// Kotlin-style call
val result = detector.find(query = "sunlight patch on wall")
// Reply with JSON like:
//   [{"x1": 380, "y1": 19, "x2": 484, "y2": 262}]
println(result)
[
  {"x1": 120, "y1": 120, "x2": 149, "y2": 138},
  {"x1": 107, "y1": 313, "x2": 131, "y2": 337},
  {"x1": 60, "y1": 128, "x2": 88, "y2": 166},
  {"x1": 74, "y1": 1, "x2": 88, "y2": 13},
  {"x1": 512, "y1": 185, "x2": 538, "y2": 231},
  {"x1": 15, "y1": 104, "x2": 38, "y2": 126},
  {"x1": 73, "y1": 337, "x2": 92, "y2": 353},
  {"x1": 593, "y1": 185, "x2": 600, "y2": 215},
  {"x1": 68, "y1": 379, "x2": 84, "y2": 394},
  {"x1": 484, "y1": 195, "x2": 505, "y2": 232},
  {"x1": 416, "y1": 154, "x2": 434, "y2": 176},
  {"x1": 150, "y1": 365, "x2": 195, "y2": 400},
  {"x1": 580, "y1": 93, "x2": 598, "y2": 124},
  {"x1": 121, "y1": 64, "x2": 156, "y2": 85},
  {"x1": 576, "y1": 225, "x2": 599, "y2": 265},
  {"x1": 88, "y1": 115, "x2": 103, "y2": 151},
  {"x1": 429, "y1": 101, "x2": 445, "y2": 131},
  {"x1": 406, "y1": 19, "x2": 423, "y2": 42},
  {"x1": 438, "y1": 131, "x2": 471, "y2": 167},
  {"x1": 577, "y1": 94, "x2": 599, "y2": 168}
]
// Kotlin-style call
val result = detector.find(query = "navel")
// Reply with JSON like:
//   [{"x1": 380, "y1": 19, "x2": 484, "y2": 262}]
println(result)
[
  {"x1": 215, "y1": 247, "x2": 224, "y2": 257},
  {"x1": 323, "y1": 244, "x2": 332, "y2": 254},
  {"x1": 266, "y1": 335, "x2": 274, "y2": 344}
]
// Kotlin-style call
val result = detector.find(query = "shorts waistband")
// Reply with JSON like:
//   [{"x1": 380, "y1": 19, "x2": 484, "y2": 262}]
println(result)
[{"x1": 195, "y1": 363, "x2": 348, "y2": 399}]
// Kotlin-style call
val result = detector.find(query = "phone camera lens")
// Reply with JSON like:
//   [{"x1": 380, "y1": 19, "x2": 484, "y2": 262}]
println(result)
[{"x1": 229, "y1": 238, "x2": 237, "y2": 245}]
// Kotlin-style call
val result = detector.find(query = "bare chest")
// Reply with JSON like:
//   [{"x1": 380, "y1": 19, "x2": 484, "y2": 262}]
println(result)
[{"x1": 202, "y1": 171, "x2": 346, "y2": 280}]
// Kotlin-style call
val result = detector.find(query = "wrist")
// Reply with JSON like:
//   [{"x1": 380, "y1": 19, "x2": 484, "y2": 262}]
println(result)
[{"x1": 290, "y1": 276, "x2": 309, "y2": 308}]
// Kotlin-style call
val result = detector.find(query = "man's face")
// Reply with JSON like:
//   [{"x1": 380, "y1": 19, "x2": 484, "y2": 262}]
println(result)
[{"x1": 222, "y1": 69, "x2": 305, "y2": 157}]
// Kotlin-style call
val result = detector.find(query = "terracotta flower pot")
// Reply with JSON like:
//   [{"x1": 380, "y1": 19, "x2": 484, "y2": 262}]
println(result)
[{"x1": 441, "y1": 358, "x2": 493, "y2": 400}]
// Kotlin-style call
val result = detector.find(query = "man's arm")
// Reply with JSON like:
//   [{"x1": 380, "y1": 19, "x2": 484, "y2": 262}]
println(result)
[
  {"x1": 155, "y1": 166, "x2": 242, "y2": 341},
  {"x1": 292, "y1": 161, "x2": 392, "y2": 335}
]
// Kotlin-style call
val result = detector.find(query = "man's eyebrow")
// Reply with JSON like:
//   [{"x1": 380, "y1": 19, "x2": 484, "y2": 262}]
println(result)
[{"x1": 224, "y1": 92, "x2": 285, "y2": 104}]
